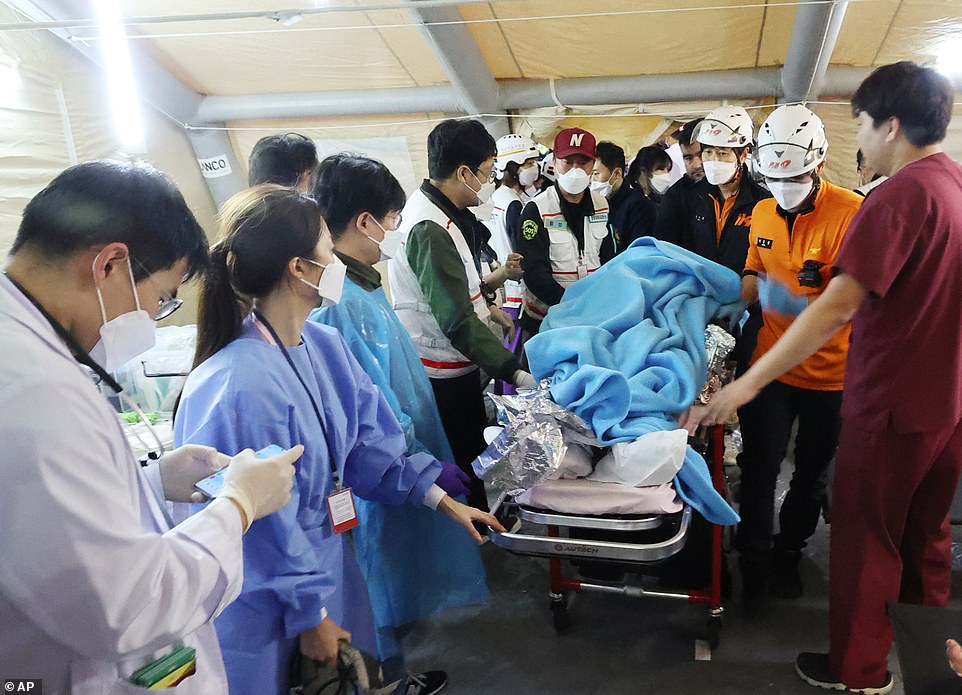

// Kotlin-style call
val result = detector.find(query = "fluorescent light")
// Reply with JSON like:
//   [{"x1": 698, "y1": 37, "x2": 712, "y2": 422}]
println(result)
[
  {"x1": 95, "y1": 0, "x2": 145, "y2": 152},
  {"x1": 935, "y1": 36, "x2": 962, "y2": 76}
]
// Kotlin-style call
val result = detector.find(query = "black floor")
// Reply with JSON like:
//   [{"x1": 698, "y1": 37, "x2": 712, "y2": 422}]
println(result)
[{"x1": 401, "y1": 467, "x2": 962, "y2": 694}]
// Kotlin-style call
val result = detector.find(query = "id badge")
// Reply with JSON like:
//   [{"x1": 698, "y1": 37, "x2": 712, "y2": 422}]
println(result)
[
  {"x1": 326, "y1": 487, "x2": 359, "y2": 534},
  {"x1": 577, "y1": 260, "x2": 588, "y2": 280}
]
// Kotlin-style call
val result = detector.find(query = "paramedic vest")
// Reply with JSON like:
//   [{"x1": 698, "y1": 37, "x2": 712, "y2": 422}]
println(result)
[
  {"x1": 523, "y1": 187, "x2": 609, "y2": 320},
  {"x1": 486, "y1": 185, "x2": 525, "y2": 310},
  {"x1": 390, "y1": 188, "x2": 491, "y2": 379}
]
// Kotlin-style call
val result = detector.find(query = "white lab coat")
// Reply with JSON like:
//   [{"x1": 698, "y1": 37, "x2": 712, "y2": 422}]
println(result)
[{"x1": 0, "y1": 275, "x2": 244, "y2": 695}]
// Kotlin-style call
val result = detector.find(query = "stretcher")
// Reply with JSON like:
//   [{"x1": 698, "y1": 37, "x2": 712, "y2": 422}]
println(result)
[{"x1": 489, "y1": 425, "x2": 730, "y2": 650}]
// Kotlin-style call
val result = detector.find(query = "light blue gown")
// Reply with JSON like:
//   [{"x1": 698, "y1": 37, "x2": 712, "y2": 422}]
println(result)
[
  {"x1": 310, "y1": 274, "x2": 487, "y2": 660},
  {"x1": 175, "y1": 318, "x2": 445, "y2": 695}
]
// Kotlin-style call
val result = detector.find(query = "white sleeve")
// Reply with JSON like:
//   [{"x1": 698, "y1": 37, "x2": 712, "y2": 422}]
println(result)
[
  {"x1": 0, "y1": 378, "x2": 244, "y2": 662},
  {"x1": 421, "y1": 484, "x2": 447, "y2": 510}
]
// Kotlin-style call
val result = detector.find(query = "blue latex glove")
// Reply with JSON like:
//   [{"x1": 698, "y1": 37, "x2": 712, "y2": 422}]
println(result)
[
  {"x1": 757, "y1": 276, "x2": 809, "y2": 317},
  {"x1": 435, "y1": 462, "x2": 471, "y2": 498}
]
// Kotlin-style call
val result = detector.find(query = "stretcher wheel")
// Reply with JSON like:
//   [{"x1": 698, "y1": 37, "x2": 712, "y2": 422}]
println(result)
[
  {"x1": 706, "y1": 615, "x2": 723, "y2": 650},
  {"x1": 550, "y1": 598, "x2": 570, "y2": 633}
]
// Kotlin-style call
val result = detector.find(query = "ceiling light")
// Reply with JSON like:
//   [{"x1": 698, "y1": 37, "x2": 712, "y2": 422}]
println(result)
[
  {"x1": 934, "y1": 35, "x2": 962, "y2": 76},
  {"x1": 95, "y1": 0, "x2": 145, "y2": 152}
]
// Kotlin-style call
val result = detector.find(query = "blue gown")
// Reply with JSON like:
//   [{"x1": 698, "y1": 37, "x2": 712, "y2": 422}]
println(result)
[
  {"x1": 175, "y1": 318, "x2": 445, "y2": 695},
  {"x1": 310, "y1": 278, "x2": 487, "y2": 659}
]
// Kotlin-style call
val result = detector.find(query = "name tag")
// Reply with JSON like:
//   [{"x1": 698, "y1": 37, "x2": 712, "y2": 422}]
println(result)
[
  {"x1": 588, "y1": 213, "x2": 609, "y2": 224},
  {"x1": 757, "y1": 237, "x2": 773, "y2": 249},
  {"x1": 545, "y1": 218, "x2": 569, "y2": 231},
  {"x1": 326, "y1": 488, "x2": 359, "y2": 534}
]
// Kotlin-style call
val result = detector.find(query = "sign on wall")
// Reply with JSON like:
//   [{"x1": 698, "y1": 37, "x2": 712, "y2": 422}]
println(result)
[{"x1": 197, "y1": 155, "x2": 233, "y2": 179}]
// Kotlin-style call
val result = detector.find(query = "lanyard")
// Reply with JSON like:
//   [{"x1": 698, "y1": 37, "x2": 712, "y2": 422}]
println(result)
[
  {"x1": 4, "y1": 274, "x2": 168, "y2": 472},
  {"x1": 251, "y1": 310, "x2": 341, "y2": 488},
  {"x1": 4, "y1": 272, "x2": 124, "y2": 393}
]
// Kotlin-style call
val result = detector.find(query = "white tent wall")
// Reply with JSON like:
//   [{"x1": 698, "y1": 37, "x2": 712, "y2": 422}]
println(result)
[
  {"x1": 0, "y1": 4, "x2": 218, "y2": 324},
  {"x1": 225, "y1": 113, "x2": 454, "y2": 194}
]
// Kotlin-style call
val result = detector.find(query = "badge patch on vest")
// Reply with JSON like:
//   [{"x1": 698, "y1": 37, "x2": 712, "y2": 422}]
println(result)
[
  {"x1": 522, "y1": 219, "x2": 539, "y2": 240},
  {"x1": 757, "y1": 237, "x2": 773, "y2": 249},
  {"x1": 588, "y1": 213, "x2": 609, "y2": 223},
  {"x1": 545, "y1": 218, "x2": 569, "y2": 231}
]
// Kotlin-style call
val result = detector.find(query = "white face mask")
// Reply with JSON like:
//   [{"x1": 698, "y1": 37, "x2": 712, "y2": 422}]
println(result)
[
  {"x1": 365, "y1": 218, "x2": 404, "y2": 261},
  {"x1": 518, "y1": 165, "x2": 539, "y2": 188},
  {"x1": 463, "y1": 169, "x2": 495, "y2": 205},
  {"x1": 650, "y1": 172, "x2": 673, "y2": 194},
  {"x1": 767, "y1": 179, "x2": 814, "y2": 212},
  {"x1": 557, "y1": 166, "x2": 591, "y2": 195},
  {"x1": 589, "y1": 176, "x2": 613, "y2": 199},
  {"x1": 703, "y1": 160, "x2": 739, "y2": 186},
  {"x1": 301, "y1": 256, "x2": 346, "y2": 307},
  {"x1": 90, "y1": 256, "x2": 157, "y2": 373}
]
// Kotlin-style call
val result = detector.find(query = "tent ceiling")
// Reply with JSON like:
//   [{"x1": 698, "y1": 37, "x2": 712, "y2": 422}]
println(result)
[{"x1": 75, "y1": 0, "x2": 961, "y2": 98}]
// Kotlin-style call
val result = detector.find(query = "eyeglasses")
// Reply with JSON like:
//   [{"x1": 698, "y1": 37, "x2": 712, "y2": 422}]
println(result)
[
  {"x1": 388, "y1": 213, "x2": 403, "y2": 231},
  {"x1": 154, "y1": 290, "x2": 183, "y2": 321},
  {"x1": 475, "y1": 168, "x2": 496, "y2": 184},
  {"x1": 131, "y1": 256, "x2": 184, "y2": 321}
]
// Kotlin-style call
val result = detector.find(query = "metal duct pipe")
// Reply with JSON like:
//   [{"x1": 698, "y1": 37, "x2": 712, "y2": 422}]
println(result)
[
  {"x1": 196, "y1": 84, "x2": 462, "y2": 123},
  {"x1": 192, "y1": 66, "x2": 962, "y2": 126},
  {"x1": 780, "y1": 0, "x2": 850, "y2": 103},
  {"x1": 194, "y1": 69, "x2": 784, "y2": 124},
  {"x1": 406, "y1": 1, "x2": 508, "y2": 137},
  {"x1": 184, "y1": 126, "x2": 246, "y2": 209},
  {"x1": 500, "y1": 68, "x2": 783, "y2": 109}
]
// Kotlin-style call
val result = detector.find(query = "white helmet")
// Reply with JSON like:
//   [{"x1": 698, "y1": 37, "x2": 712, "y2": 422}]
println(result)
[
  {"x1": 695, "y1": 105, "x2": 754, "y2": 148},
  {"x1": 494, "y1": 134, "x2": 539, "y2": 179},
  {"x1": 540, "y1": 152, "x2": 556, "y2": 182},
  {"x1": 755, "y1": 104, "x2": 828, "y2": 178}
]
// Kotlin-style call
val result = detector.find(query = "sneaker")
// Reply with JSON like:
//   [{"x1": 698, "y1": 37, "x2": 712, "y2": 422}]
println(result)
[
  {"x1": 401, "y1": 671, "x2": 448, "y2": 695},
  {"x1": 795, "y1": 652, "x2": 893, "y2": 694}
]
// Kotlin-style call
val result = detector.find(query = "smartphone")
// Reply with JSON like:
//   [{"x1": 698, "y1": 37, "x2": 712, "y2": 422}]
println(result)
[{"x1": 193, "y1": 444, "x2": 287, "y2": 498}]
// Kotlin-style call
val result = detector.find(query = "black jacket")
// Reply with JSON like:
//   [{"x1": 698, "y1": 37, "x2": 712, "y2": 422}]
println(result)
[
  {"x1": 654, "y1": 167, "x2": 771, "y2": 274},
  {"x1": 517, "y1": 183, "x2": 616, "y2": 308},
  {"x1": 609, "y1": 183, "x2": 656, "y2": 252}
]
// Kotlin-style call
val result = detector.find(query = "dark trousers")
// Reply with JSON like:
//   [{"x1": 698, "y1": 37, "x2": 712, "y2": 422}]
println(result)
[
  {"x1": 829, "y1": 415, "x2": 962, "y2": 688},
  {"x1": 732, "y1": 303, "x2": 762, "y2": 378},
  {"x1": 735, "y1": 380, "x2": 843, "y2": 558},
  {"x1": 430, "y1": 370, "x2": 489, "y2": 511}
]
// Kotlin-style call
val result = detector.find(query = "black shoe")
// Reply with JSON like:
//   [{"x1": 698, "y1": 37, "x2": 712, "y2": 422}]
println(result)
[
  {"x1": 401, "y1": 671, "x2": 448, "y2": 695},
  {"x1": 795, "y1": 652, "x2": 893, "y2": 694},
  {"x1": 771, "y1": 549, "x2": 803, "y2": 599}
]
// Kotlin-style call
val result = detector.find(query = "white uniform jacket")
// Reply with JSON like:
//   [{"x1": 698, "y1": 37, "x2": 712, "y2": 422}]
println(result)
[{"x1": 0, "y1": 275, "x2": 243, "y2": 695}]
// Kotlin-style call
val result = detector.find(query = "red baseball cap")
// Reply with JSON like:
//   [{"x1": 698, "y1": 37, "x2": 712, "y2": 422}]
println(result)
[{"x1": 553, "y1": 128, "x2": 597, "y2": 160}]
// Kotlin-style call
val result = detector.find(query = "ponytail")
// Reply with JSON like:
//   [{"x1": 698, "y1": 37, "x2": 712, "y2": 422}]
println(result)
[
  {"x1": 193, "y1": 242, "x2": 246, "y2": 368},
  {"x1": 190, "y1": 184, "x2": 321, "y2": 368}
]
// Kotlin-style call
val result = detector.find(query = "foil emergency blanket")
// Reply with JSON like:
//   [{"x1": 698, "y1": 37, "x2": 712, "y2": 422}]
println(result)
[
  {"x1": 699, "y1": 325, "x2": 737, "y2": 404},
  {"x1": 472, "y1": 385, "x2": 599, "y2": 496}
]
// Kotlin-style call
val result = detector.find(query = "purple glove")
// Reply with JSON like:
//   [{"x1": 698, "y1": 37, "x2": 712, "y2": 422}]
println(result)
[{"x1": 435, "y1": 462, "x2": 472, "y2": 498}]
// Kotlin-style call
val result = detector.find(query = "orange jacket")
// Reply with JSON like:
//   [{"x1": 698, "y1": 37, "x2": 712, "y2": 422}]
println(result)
[{"x1": 744, "y1": 181, "x2": 862, "y2": 390}]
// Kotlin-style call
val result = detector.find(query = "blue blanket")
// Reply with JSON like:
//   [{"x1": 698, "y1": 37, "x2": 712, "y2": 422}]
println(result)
[{"x1": 525, "y1": 237, "x2": 742, "y2": 525}]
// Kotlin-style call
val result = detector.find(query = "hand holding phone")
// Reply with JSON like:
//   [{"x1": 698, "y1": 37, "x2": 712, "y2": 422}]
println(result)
[{"x1": 193, "y1": 444, "x2": 287, "y2": 498}]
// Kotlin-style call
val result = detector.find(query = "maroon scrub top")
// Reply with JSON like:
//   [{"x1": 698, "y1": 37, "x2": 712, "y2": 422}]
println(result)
[{"x1": 835, "y1": 153, "x2": 962, "y2": 433}]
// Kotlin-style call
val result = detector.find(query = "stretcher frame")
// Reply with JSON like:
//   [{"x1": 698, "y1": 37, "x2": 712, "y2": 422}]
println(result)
[{"x1": 489, "y1": 425, "x2": 728, "y2": 648}]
